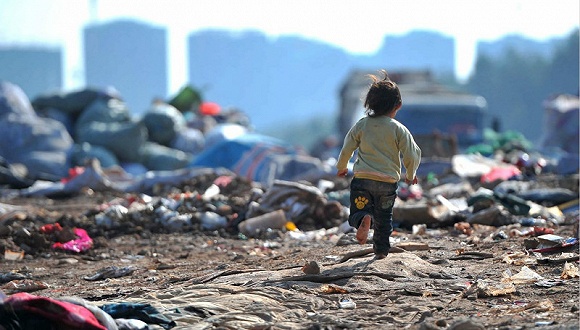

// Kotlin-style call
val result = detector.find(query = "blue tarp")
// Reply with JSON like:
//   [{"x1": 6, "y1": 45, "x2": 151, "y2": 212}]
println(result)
[
  {"x1": 189, "y1": 133, "x2": 325, "y2": 186},
  {"x1": 191, "y1": 134, "x2": 294, "y2": 168}
]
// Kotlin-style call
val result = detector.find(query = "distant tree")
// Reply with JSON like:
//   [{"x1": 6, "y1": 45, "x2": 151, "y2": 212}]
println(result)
[
  {"x1": 466, "y1": 29, "x2": 578, "y2": 141},
  {"x1": 546, "y1": 29, "x2": 579, "y2": 96},
  {"x1": 468, "y1": 55, "x2": 499, "y2": 97},
  {"x1": 467, "y1": 48, "x2": 548, "y2": 140}
]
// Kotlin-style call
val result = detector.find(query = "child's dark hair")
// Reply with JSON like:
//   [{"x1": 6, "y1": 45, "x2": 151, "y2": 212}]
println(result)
[{"x1": 364, "y1": 70, "x2": 402, "y2": 117}]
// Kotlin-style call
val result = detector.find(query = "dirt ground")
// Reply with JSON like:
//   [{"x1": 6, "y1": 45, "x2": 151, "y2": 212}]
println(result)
[{"x1": 1, "y1": 186, "x2": 579, "y2": 329}]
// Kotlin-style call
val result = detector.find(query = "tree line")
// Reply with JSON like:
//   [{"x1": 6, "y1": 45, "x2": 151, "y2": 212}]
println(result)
[{"x1": 465, "y1": 29, "x2": 579, "y2": 141}]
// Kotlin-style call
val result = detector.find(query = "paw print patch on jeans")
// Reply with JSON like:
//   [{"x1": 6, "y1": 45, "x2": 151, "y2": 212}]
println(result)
[{"x1": 354, "y1": 195, "x2": 369, "y2": 210}]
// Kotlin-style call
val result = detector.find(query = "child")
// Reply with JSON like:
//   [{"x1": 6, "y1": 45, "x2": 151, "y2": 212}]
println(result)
[{"x1": 336, "y1": 70, "x2": 421, "y2": 259}]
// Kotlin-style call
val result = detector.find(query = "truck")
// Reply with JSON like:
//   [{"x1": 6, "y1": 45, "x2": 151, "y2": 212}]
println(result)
[{"x1": 337, "y1": 69, "x2": 492, "y2": 157}]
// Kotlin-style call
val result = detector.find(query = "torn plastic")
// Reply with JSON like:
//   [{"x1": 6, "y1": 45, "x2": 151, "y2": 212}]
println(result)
[
  {"x1": 502, "y1": 266, "x2": 544, "y2": 284},
  {"x1": 52, "y1": 228, "x2": 93, "y2": 253}
]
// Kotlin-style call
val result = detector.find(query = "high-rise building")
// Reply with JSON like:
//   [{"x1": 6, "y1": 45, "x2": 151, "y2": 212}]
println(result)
[
  {"x1": 84, "y1": 19, "x2": 168, "y2": 115},
  {"x1": 0, "y1": 47, "x2": 63, "y2": 100}
]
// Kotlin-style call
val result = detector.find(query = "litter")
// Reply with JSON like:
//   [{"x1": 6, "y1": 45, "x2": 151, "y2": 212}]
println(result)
[
  {"x1": 83, "y1": 266, "x2": 137, "y2": 281},
  {"x1": 560, "y1": 262, "x2": 579, "y2": 279},
  {"x1": 339, "y1": 297, "x2": 356, "y2": 309},
  {"x1": 502, "y1": 266, "x2": 544, "y2": 284}
]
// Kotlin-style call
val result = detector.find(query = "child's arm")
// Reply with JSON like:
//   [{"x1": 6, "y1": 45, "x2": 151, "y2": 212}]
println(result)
[
  {"x1": 400, "y1": 130, "x2": 422, "y2": 183},
  {"x1": 336, "y1": 127, "x2": 359, "y2": 175}
]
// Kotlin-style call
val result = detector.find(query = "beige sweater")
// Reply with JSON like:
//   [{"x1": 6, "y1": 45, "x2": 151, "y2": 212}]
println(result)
[{"x1": 336, "y1": 116, "x2": 421, "y2": 183}]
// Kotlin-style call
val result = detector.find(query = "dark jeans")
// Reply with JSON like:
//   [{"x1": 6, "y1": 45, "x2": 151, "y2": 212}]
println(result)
[{"x1": 349, "y1": 178, "x2": 398, "y2": 254}]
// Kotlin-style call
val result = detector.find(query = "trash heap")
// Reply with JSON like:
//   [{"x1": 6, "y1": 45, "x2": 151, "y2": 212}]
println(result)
[
  {"x1": 0, "y1": 153, "x2": 578, "y2": 328},
  {"x1": 0, "y1": 151, "x2": 578, "y2": 255},
  {"x1": 0, "y1": 80, "x2": 579, "y2": 253},
  {"x1": 0, "y1": 82, "x2": 578, "y2": 329},
  {"x1": 0, "y1": 81, "x2": 327, "y2": 188},
  {"x1": 0, "y1": 79, "x2": 578, "y2": 249}
]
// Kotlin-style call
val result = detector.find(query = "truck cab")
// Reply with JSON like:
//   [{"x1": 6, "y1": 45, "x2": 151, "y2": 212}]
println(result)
[{"x1": 338, "y1": 70, "x2": 491, "y2": 157}]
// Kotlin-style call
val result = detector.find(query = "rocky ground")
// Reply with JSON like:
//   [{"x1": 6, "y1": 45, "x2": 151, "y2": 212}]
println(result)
[{"x1": 1, "y1": 176, "x2": 579, "y2": 329}]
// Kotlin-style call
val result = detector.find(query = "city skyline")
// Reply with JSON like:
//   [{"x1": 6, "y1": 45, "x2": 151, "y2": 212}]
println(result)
[{"x1": 1, "y1": 0, "x2": 578, "y2": 93}]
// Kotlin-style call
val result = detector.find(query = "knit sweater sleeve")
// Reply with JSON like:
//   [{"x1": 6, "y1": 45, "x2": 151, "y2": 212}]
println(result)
[
  {"x1": 398, "y1": 126, "x2": 422, "y2": 180},
  {"x1": 336, "y1": 124, "x2": 359, "y2": 171}
]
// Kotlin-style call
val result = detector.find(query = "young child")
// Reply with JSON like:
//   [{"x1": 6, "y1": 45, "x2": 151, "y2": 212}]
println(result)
[{"x1": 336, "y1": 70, "x2": 421, "y2": 259}]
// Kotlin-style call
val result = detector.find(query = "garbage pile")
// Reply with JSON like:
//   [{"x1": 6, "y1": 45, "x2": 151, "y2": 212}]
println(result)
[
  {"x1": 0, "y1": 80, "x2": 579, "y2": 252},
  {"x1": 0, "y1": 159, "x2": 578, "y2": 328},
  {"x1": 0, "y1": 82, "x2": 579, "y2": 329},
  {"x1": 0, "y1": 81, "x2": 327, "y2": 188},
  {"x1": 0, "y1": 78, "x2": 578, "y2": 235},
  {"x1": 0, "y1": 151, "x2": 578, "y2": 255}
]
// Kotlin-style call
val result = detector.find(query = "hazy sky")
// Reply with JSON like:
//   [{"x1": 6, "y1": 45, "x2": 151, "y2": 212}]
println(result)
[{"x1": 1, "y1": 0, "x2": 578, "y2": 93}]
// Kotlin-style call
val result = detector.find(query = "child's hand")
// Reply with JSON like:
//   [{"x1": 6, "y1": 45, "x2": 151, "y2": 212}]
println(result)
[
  {"x1": 405, "y1": 176, "x2": 418, "y2": 185},
  {"x1": 337, "y1": 169, "x2": 348, "y2": 177}
]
